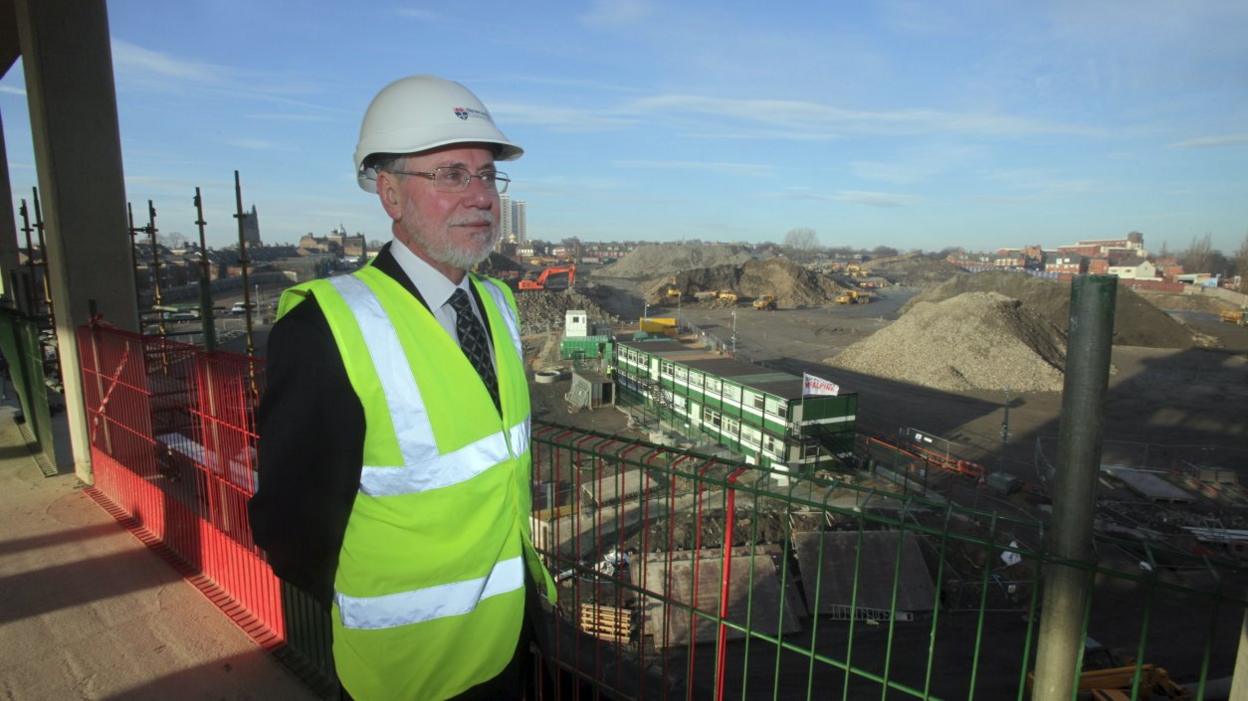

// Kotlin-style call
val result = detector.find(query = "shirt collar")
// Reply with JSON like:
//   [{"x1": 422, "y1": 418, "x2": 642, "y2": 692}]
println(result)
[{"x1": 388, "y1": 239, "x2": 473, "y2": 309}]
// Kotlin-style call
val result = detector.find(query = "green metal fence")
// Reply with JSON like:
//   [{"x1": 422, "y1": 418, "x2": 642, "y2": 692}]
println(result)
[
  {"x1": 528, "y1": 422, "x2": 1246, "y2": 700},
  {"x1": 0, "y1": 308, "x2": 58, "y2": 473}
]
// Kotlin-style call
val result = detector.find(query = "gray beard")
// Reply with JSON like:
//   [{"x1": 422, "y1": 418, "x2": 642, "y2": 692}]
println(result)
[{"x1": 425, "y1": 228, "x2": 501, "y2": 270}]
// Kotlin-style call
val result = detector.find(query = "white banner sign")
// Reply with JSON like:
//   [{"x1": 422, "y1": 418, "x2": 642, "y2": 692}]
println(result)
[{"x1": 802, "y1": 372, "x2": 840, "y2": 397}]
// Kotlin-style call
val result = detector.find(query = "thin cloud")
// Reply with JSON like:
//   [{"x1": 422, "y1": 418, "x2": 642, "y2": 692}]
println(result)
[
  {"x1": 627, "y1": 94, "x2": 1098, "y2": 138},
  {"x1": 222, "y1": 137, "x2": 292, "y2": 151},
  {"x1": 580, "y1": 0, "x2": 653, "y2": 27},
  {"x1": 395, "y1": 7, "x2": 440, "y2": 21},
  {"x1": 613, "y1": 160, "x2": 775, "y2": 177},
  {"x1": 112, "y1": 39, "x2": 222, "y2": 83},
  {"x1": 247, "y1": 112, "x2": 335, "y2": 123},
  {"x1": 0, "y1": 85, "x2": 26, "y2": 96},
  {"x1": 774, "y1": 188, "x2": 918, "y2": 207},
  {"x1": 1168, "y1": 134, "x2": 1248, "y2": 149},
  {"x1": 834, "y1": 190, "x2": 919, "y2": 208},
  {"x1": 489, "y1": 101, "x2": 637, "y2": 130}
]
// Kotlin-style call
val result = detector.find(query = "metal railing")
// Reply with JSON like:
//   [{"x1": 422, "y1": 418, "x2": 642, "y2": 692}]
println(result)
[
  {"x1": 529, "y1": 424, "x2": 1247, "y2": 700},
  {"x1": 74, "y1": 322, "x2": 1247, "y2": 699}
]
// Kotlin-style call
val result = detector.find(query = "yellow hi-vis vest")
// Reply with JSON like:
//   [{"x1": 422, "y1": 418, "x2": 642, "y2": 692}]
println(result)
[{"x1": 276, "y1": 265, "x2": 556, "y2": 701}]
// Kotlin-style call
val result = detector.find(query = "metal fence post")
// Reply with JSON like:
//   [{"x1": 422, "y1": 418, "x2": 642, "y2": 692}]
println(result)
[{"x1": 1032, "y1": 274, "x2": 1117, "y2": 700}]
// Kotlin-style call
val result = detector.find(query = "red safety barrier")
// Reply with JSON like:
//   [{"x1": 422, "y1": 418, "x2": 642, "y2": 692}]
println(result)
[{"x1": 76, "y1": 323, "x2": 282, "y2": 648}]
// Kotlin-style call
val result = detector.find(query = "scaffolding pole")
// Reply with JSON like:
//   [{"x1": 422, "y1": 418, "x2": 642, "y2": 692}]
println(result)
[{"x1": 193, "y1": 187, "x2": 217, "y2": 353}]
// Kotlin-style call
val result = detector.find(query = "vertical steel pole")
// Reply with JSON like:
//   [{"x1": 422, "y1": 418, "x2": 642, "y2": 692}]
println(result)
[
  {"x1": 147, "y1": 200, "x2": 167, "y2": 338},
  {"x1": 1032, "y1": 274, "x2": 1117, "y2": 701},
  {"x1": 232, "y1": 171, "x2": 254, "y2": 358},
  {"x1": 127, "y1": 202, "x2": 143, "y2": 324},
  {"x1": 193, "y1": 188, "x2": 217, "y2": 352}
]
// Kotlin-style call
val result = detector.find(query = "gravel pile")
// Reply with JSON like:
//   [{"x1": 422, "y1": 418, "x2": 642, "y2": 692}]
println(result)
[
  {"x1": 867, "y1": 253, "x2": 963, "y2": 287},
  {"x1": 516, "y1": 289, "x2": 616, "y2": 334},
  {"x1": 829, "y1": 291, "x2": 1069, "y2": 393},
  {"x1": 905, "y1": 271, "x2": 1195, "y2": 349},
  {"x1": 640, "y1": 258, "x2": 845, "y2": 308},
  {"x1": 599, "y1": 243, "x2": 758, "y2": 279}
]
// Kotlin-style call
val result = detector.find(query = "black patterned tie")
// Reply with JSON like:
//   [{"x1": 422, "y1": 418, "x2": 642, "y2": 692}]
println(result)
[{"x1": 448, "y1": 288, "x2": 500, "y2": 412}]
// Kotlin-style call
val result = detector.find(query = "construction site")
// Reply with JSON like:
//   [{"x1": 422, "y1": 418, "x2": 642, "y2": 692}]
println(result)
[{"x1": 3, "y1": 5, "x2": 1248, "y2": 701}]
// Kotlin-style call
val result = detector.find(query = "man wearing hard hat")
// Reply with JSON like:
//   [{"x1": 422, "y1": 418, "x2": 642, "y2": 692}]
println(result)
[{"x1": 249, "y1": 76, "x2": 555, "y2": 701}]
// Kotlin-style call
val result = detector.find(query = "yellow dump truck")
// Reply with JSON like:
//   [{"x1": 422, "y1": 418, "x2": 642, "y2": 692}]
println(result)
[
  {"x1": 752, "y1": 294, "x2": 776, "y2": 311},
  {"x1": 835, "y1": 290, "x2": 871, "y2": 304},
  {"x1": 1219, "y1": 309, "x2": 1246, "y2": 326},
  {"x1": 717, "y1": 291, "x2": 738, "y2": 304}
]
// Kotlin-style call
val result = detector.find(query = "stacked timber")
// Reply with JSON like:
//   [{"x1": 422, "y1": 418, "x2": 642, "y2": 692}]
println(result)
[{"x1": 579, "y1": 602, "x2": 633, "y2": 643}]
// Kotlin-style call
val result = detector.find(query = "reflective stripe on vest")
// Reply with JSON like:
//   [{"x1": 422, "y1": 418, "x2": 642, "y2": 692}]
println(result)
[
  {"x1": 330, "y1": 274, "x2": 530, "y2": 498},
  {"x1": 478, "y1": 279, "x2": 523, "y2": 359},
  {"x1": 336, "y1": 556, "x2": 524, "y2": 630},
  {"x1": 359, "y1": 420, "x2": 529, "y2": 497}
]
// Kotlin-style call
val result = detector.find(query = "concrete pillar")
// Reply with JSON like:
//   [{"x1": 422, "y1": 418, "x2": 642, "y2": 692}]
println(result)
[
  {"x1": 15, "y1": 0, "x2": 138, "y2": 482},
  {"x1": 0, "y1": 110, "x2": 20, "y2": 304}
]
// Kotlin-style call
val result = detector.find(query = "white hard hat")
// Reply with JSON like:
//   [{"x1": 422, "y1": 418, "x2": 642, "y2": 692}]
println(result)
[{"x1": 354, "y1": 75, "x2": 522, "y2": 193}]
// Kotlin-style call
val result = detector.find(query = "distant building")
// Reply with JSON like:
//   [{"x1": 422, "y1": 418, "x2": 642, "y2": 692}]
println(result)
[
  {"x1": 992, "y1": 248, "x2": 1026, "y2": 269},
  {"x1": 298, "y1": 226, "x2": 365, "y2": 259},
  {"x1": 1057, "y1": 232, "x2": 1147, "y2": 259},
  {"x1": 498, "y1": 195, "x2": 527, "y2": 244},
  {"x1": 514, "y1": 200, "x2": 527, "y2": 244},
  {"x1": 239, "y1": 204, "x2": 262, "y2": 247},
  {"x1": 500, "y1": 193, "x2": 514, "y2": 243},
  {"x1": 1045, "y1": 254, "x2": 1088, "y2": 275},
  {"x1": 1106, "y1": 256, "x2": 1157, "y2": 279}
]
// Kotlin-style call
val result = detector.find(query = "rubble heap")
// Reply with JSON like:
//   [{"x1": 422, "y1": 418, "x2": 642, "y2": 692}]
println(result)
[
  {"x1": 904, "y1": 271, "x2": 1195, "y2": 349},
  {"x1": 829, "y1": 291, "x2": 1069, "y2": 393},
  {"x1": 599, "y1": 243, "x2": 758, "y2": 279},
  {"x1": 516, "y1": 289, "x2": 616, "y2": 334},
  {"x1": 640, "y1": 258, "x2": 845, "y2": 308}
]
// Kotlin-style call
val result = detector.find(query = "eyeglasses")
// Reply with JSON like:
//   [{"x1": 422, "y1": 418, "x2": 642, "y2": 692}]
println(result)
[{"x1": 387, "y1": 166, "x2": 510, "y2": 194}]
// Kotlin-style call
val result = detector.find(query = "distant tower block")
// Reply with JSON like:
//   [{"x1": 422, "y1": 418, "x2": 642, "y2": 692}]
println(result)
[
  {"x1": 500, "y1": 193, "x2": 515, "y2": 243},
  {"x1": 240, "y1": 204, "x2": 262, "y2": 246},
  {"x1": 514, "y1": 199, "x2": 527, "y2": 244}
]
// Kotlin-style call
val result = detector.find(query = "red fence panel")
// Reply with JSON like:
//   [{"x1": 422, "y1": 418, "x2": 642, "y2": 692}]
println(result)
[{"x1": 76, "y1": 323, "x2": 282, "y2": 648}]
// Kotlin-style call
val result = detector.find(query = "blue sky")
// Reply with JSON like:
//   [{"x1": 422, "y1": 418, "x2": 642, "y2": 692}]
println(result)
[{"x1": 2, "y1": 0, "x2": 1246, "y2": 252}]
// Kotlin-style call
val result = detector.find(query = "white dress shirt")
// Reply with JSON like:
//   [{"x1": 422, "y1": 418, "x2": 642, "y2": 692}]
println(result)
[{"x1": 389, "y1": 240, "x2": 496, "y2": 368}]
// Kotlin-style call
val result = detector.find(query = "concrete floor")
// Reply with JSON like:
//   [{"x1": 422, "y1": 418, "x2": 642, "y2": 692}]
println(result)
[{"x1": 0, "y1": 398, "x2": 318, "y2": 700}]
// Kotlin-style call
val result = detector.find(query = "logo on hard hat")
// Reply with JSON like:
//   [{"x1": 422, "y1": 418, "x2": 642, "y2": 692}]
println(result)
[{"x1": 452, "y1": 106, "x2": 491, "y2": 122}]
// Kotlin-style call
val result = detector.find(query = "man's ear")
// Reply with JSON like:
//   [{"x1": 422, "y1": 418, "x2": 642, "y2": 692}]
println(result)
[{"x1": 377, "y1": 171, "x2": 403, "y2": 221}]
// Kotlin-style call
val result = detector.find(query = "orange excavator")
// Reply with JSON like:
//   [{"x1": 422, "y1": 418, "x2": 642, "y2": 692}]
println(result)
[{"x1": 518, "y1": 264, "x2": 576, "y2": 291}]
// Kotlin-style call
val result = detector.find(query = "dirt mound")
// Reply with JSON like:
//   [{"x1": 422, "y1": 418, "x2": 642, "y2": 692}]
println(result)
[
  {"x1": 1134, "y1": 291, "x2": 1239, "y2": 313},
  {"x1": 867, "y1": 253, "x2": 963, "y2": 287},
  {"x1": 640, "y1": 258, "x2": 845, "y2": 308},
  {"x1": 599, "y1": 243, "x2": 758, "y2": 279},
  {"x1": 904, "y1": 272, "x2": 1195, "y2": 349},
  {"x1": 829, "y1": 292, "x2": 1068, "y2": 392},
  {"x1": 516, "y1": 289, "x2": 616, "y2": 334},
  {"x1": 475, "y1": 251, "x2": 523, "y2": 275}
]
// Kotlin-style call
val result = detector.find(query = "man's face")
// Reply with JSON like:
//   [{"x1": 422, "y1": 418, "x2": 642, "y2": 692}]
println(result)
[{"x1": 385, "y1": 145, "x2": 500, "y2": 271}]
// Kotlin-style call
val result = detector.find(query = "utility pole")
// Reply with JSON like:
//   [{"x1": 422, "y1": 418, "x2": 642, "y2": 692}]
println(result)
[
  {"x1": 1033, "y1": 275, "x2": 1117, "y2": 700},
  {"x1": 730, "y1": 310, "x2": 737, "y2": 355}
]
